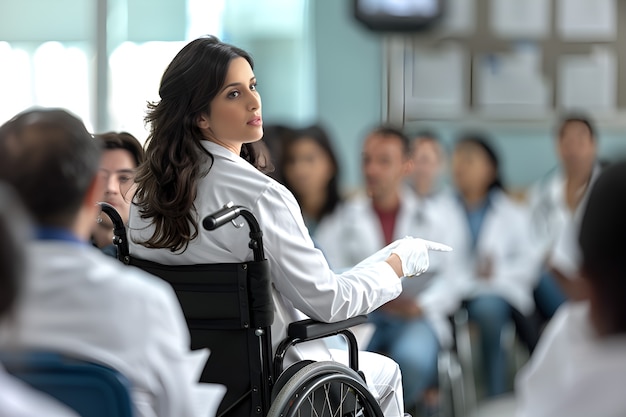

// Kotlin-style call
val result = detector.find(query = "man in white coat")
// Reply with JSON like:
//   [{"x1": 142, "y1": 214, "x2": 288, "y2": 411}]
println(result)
[
  {"x1": 316, "y1": 126, "x2": 461, "y2": 411},
  {"x1": 526, "y1": 114, "x2": 601, "y2": 319},
  {"x1": 0, "y1": 184, "x2": 79, "y2": 417},
  {"x1": 0, "y1": 108, "x2": 223, "y2": 417}
]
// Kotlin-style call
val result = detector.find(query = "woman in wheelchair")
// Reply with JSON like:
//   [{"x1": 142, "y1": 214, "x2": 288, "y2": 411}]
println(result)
[{"x1": 127, "y1": 35, "x2": 450, "y2": 417}]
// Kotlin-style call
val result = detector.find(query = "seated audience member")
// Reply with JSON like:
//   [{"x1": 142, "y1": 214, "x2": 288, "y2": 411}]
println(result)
[
  {"x1": 404, "y1": 130, "x2": 461, "y2": 412},
  {"x1": 516, "y1": 160, "x2": 626, "y2": 417},
  {"x1": 0, "y1": 108, "x2": 220, "y2": 417},
  {"x1": 315, "y1": 125, "x2": 461, "y2": 412},
  {"x1": 447, "y1": 134, "x2": 539, "y2": 398},
  {"x1": 260, "y1": 123, "x2": 295, "y2": 183},
  {"x1": 91, "y1": 132, "x2": 144, "y2": 257},
  {"x1": 279, "y1": 124, "x2": 343, "y2": 239},
  {"x1": 526, "y1": 114, "x2": 602, "y2": 319},
  {"x1": 0, "y1": 183, "x2": 78, "y2": 417},
  {"x1": 407, "y1": 130, "x2": 451, "y2": 202}
]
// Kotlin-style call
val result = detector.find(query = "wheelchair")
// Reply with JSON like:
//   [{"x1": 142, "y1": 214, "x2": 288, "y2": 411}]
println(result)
[{"x1": 99, "y1": 202, "x2": 384, "y2": 417}]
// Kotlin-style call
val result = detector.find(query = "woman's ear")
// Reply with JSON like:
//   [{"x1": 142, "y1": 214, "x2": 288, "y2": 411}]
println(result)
[{"x1": 197, "y1": 114, "x2": 210, "y2": 130}]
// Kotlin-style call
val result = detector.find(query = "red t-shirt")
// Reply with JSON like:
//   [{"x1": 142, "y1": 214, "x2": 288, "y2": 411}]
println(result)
[{"x1": 373, "y1": 204, "x2": 400, "y2": 246}]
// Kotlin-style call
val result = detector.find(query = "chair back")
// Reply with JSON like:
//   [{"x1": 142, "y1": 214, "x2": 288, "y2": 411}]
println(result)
[{"x1": 1, "y1": 351, "x2": 133, "y2": 417}]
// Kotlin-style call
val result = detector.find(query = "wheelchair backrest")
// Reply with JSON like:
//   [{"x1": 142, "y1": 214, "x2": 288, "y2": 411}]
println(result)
[
  {"x1": 1, "y1": 351, "x2": 133, "y2": 417},
  {"x1": 99, "y1": 202, "x2": 275, "y2": 417},
  {"x1": 127, "y1": 256, "x2": 273, "y2": 417}
]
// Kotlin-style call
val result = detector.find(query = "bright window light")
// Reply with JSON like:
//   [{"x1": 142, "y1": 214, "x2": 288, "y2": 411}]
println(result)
[
  {"x1": 32, "y1": 42, "x2": 92, "y2": 131},
  {"x1": 0, "y1": 42, "x2": 32, "y2": 124}
]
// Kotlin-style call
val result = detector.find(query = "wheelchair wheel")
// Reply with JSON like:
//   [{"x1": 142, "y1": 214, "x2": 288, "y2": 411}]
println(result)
[{"x1": 267, "y1": 361, "x2": 384, "y2": 417}]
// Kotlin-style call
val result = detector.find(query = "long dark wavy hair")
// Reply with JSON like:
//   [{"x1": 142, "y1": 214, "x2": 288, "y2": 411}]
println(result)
[
  {"x1": 280, "y1": 124, "x2": 342, "y2": 221},
  {"x1": 134, "y1": 36, "x2": 265, "y2": 252}
]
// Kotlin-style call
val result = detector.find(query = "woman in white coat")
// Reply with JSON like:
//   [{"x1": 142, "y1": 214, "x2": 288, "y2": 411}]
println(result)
[
  {"x1": 128, "y1": 36, "x2": 447, "y2": 417},
  {"x1": 516, "y1": 160, "x2": 626, "y2": 417},
  {"x1": 447, "y1": 135, "x2": 539, "y2": 398},
  {"x1": 278, "y1": 124, "x2": 343, "y2": 240}
]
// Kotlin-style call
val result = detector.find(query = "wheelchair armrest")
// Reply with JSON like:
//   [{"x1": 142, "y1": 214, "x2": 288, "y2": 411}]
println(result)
[{"x1": 287, "y1": 315, "x2": 368, "y2": 341}]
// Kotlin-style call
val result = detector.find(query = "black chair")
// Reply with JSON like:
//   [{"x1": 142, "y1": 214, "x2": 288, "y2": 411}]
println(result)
[{"x1": 99, "y1": 202, "x2": 383, "y2": 417}]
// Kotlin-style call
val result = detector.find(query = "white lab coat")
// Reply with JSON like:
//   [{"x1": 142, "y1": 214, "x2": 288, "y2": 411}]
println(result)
[
  {"x1": 445, "y1": 190, "x2": 538, "y2": 315},
  {"x1": 315, "y1": 188, "x2": 462, "y2": 347},
  {"x1": 516, "y1": 301, "x2": 626, "y2": 417},
  {"x1": 0, "y1": 365, "x2": 78, "y2": 417},
  {"x1": 0, "y1": 241, "x2": 220, "y2": 417},
  {"x1": 526, "y1": 165, "x2": 601, "y2": 271},
  {"x1": 128, "y1": 140, "x2": 405, "y2": 416}
]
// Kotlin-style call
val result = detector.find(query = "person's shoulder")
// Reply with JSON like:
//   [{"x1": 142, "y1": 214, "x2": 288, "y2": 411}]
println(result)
[
  {"x1": 255, "y1": 177, "x2": 301, "y2": 212},
  {"x1": 492, "y1": 189, "x2": 529, "y2": 214},
  {"x1": 338, "y1": 191, "x2": 370, "y2": 211},
  {"x1": 429, "y1": 187, "x2": 459, "y2": 210},
  {"x1": 530, "y1": 303, "x2": 591, "y2": 365},
  {"x1": 527, "y1": 167, "x2": 562, "y2": 200},
  {"x1": 50, "y1": 243, "x2": 178, "y2": 305}
]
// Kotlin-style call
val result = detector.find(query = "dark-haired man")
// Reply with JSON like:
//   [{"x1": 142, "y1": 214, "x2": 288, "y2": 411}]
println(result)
[
  {"x1": 0, "y1": 108, "x2": 222, "y2": 417},
  {"x1": 316, "y1": 125, "x2": 460, "y2": 412}
]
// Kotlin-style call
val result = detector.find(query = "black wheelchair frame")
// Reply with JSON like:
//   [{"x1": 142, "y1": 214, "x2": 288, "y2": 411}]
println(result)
[{"x1": 99, "y1": 202, "x2": 384, "y2": 417}]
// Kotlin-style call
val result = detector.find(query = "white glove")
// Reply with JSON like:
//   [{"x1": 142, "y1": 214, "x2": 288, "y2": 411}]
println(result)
[
  {"x1": 391, "y1": 237, "x2": 451, "y2": 277},
  {"x1": 354, "y1": 236, "x2": 452, "y2": 277}
]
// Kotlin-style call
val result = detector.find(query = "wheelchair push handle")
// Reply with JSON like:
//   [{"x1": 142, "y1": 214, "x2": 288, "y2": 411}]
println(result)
[
  {"x1": 97, "y1": 202, "x2": 129, "y2": 263},
  {"x1": 202, "y1": 202, "x2": 241, "y2": 231},
  {"x1": 203, "y1": 202, "x2": 265, "y2": 261}
]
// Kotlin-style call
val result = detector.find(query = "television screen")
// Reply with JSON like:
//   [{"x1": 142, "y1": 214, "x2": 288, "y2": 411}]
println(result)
[{"x1": 353, "y1": 0, "x2": 443, "y2": 32}]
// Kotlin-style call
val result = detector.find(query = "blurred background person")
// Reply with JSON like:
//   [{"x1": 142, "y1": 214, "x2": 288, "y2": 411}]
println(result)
[
  {"x1": 516, "y1": 160, "x2": 626, "y2": 417},
  {"x1": 447, "y1": 134, "x2": 539, "y2": 399},
  {"x1": 92, "y1": 132, "x2": 144, "y2": 256},
  {"x1": 407, "y1": 130, "x2": 449, "y2": 202},
  {"x1": 260, "y1": 123, "x2": 295, "y2": 183},
  {"x1": 526, "y1": 114, "x2": 602, "y2": 321},
  {"x1": 315, "y1": 125, "x2": 461, "y2": 414},
  {"x1": 315, "y1": 125, "x2": 415, "y2": 269},
  {"x1": 279, "y1": 124, "x2": 342, "y2": 239},
  {"x1": 0, "y1": 183, "x2": 78, "y2": 417}
]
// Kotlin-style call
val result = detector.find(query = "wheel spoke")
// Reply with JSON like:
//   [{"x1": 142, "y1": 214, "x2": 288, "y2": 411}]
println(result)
[{"x1": 268, "y1": 362, "x2": 383, "y2": 417}]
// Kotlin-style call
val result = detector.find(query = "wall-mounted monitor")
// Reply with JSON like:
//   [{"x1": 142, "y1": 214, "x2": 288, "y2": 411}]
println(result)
[{"x1": 353, "y1": 0, "x2": 444, "y2": 32}]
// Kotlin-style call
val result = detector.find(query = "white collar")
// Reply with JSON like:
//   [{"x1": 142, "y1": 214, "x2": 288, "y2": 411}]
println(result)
[{"x1": 200, "y1": 139, "x2": 241, "y2": 162}]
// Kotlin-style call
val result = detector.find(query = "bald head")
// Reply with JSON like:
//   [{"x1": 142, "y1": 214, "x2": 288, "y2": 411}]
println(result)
[{"x1": 0, "y1": 108, "x2": 100, "y2": 228}]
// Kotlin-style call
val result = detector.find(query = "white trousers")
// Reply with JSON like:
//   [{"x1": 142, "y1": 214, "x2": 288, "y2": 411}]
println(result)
[{"x1": 329, "y1": 349, "x2": 405, "y2": 417}]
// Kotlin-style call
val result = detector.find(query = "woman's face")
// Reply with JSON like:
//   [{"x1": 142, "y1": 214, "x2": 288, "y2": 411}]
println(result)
[
  {"x1": 284, "y1": 138, "x2": 335, "y2": 198},
  {"x1": 198, "y1": 57, "x2": 263, "y2": 152},
  {"x1": 452, "y1": 143, "x2": 495, "y2": 195}
]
